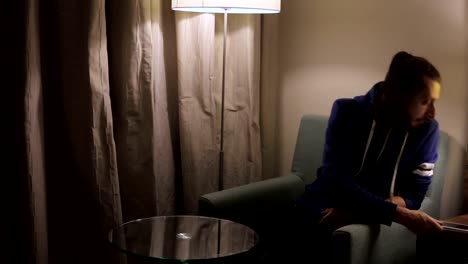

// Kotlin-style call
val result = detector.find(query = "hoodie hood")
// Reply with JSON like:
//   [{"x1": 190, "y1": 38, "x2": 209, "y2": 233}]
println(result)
[{"x1": 353, "y1": 81, "x2": 384, "y2": 112}]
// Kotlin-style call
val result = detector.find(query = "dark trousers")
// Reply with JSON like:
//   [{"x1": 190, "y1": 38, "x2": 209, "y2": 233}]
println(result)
[
  {"x1": 417, "y1": 231, "x2": 468, "y2": 264},
  {"x1": 261, "y1": 203, "x2": 333, "y2": 263}
]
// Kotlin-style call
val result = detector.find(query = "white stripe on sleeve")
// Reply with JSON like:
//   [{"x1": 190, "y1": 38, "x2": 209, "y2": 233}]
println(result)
[{"x1": 412, "y1": 163, "x2": 435, "y2": 177}]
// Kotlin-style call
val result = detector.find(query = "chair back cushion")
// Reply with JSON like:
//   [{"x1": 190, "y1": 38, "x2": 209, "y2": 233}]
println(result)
[
  {"x1": 290, "y1": 115, "x2": 328, "y2": 184},
  {"x1": 420, "y1": 131, "x2": 448, "y2": 218}
]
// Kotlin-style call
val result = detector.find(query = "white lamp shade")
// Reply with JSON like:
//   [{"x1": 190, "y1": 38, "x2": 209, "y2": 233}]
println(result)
[{"x1": 172, "y1": 0, "x2": 281, "y2": 14}]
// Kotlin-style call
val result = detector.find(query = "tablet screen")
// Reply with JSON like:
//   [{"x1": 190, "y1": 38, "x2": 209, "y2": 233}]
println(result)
[{"x1": 443, "y1": 222, "x2": 468, "y2": 233}]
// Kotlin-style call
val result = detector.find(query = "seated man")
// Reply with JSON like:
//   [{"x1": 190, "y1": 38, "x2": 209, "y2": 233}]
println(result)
[{"x1": 273, "y1": 51, "x2": 444, "y2": 262}]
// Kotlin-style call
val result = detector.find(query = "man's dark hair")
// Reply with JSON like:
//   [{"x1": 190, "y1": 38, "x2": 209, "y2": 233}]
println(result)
[{"x1": 374, "y1": 51, "x2": 441, "y2": 124}]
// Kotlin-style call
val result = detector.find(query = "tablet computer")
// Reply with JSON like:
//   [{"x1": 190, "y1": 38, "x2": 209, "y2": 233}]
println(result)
[{"x1": 443, "y1": 221, "x2": 468, "y2": 233}]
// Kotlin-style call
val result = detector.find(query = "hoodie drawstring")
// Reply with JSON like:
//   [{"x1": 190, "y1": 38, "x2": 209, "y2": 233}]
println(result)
[
  {"x1": 353, "y1": 120, "x2": 376, "y2": 178},
  {"x1": 390, "y1": 132, "x2": 408, "y2": 197},
  {"x1": 353, "y1": 120, "x2": 408, "y2": 198},
  {"x1": 377, "y1": 128, "x2": 392, "y2": 162}
]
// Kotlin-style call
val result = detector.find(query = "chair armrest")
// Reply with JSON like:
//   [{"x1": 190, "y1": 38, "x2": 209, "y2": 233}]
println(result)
[
  {"x1": 331, "y1": 224, "x2": 377, "y2": 264},
  {"x1": 332, "y1": 222, "x2": 417, "y2": 264},
  {"x1": 198, "y1": 174, "x2": 304, "y2": 222}
]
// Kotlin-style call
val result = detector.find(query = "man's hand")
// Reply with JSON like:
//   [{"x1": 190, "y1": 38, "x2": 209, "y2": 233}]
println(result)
[
  {"x1": 386, "y1": 196, "x2": 407, "y2": 207},
  {"x1": 319, "y1": 208, "x2": 353, "y2": 231},
  {"x1": 394, "y1": 207, "x2": 443, "y2": 236}
]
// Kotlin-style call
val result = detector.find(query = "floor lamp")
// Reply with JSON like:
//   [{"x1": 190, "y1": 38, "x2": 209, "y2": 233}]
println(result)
[{"x1": 172, "y1": 0, "x2": 281, "y2": 191}]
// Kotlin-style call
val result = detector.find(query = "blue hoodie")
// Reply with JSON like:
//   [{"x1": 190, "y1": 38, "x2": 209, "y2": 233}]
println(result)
[{"x1": 296, "y1": 82, "x2": 439, "y2": 226}]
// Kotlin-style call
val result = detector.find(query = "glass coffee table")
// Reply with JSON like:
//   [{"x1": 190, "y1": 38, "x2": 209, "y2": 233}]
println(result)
[{"x1": 109, "y1": 215, "x2": 259, "y2": 263}]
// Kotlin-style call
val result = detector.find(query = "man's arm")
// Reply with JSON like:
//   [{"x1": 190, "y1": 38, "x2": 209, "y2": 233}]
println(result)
[
  {"x1": 400, "y1": 122, "x2": 439, "y2": 210},
  {"x1": 386, "y1": 196, "x2": 406, "y2": 207},
  {"x1": 393, "y1": 206, "x2": 443, "y2": 235}
]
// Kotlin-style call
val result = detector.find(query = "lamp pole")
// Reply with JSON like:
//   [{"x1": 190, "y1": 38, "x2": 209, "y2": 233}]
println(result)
[
  {"x1": 217, "y1": 9, "x2": 228, "y2": 258},
  {"x1": 218, "y1": 8, "x2": 228, "y2": 191}
]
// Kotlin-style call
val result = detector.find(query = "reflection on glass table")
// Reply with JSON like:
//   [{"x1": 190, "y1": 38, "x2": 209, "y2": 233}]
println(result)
[{"x1": 109, "y1": 215, "x2": 259, "y2": 262}]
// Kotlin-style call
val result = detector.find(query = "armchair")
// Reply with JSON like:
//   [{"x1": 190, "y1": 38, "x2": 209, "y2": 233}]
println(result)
[{"x1": 198, "y1": 115, "x2": 465, "y2": 264}]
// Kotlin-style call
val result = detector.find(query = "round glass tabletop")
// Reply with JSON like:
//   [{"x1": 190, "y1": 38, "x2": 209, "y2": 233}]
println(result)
[{"x1": 109, "y1": 215, "x2": 259, "y2": 261}]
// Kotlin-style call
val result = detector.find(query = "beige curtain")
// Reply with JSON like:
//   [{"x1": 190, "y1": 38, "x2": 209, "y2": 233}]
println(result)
[
  {"x1": 24, "y1": 0, "x2": 48, "y2": 263},
  {"x1": 107, "y1": 0, "x2": 179, "y2": 221},
  {"x1": 9, "y1": 0, "x2": 265, "y2": 263},
  {"x1": 176, "y1": 12, "x2": 263, "y2": 212}
]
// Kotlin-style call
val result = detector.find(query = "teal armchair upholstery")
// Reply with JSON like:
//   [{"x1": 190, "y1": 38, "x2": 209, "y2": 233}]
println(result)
[{"x1": 198, "y1": 115, "x2": 466, "y2": 264}]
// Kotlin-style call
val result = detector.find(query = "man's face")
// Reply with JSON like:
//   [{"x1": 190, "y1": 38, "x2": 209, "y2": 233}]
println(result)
[{"x1": 407, "y1": 78, "x2": 441, "y2": 128}]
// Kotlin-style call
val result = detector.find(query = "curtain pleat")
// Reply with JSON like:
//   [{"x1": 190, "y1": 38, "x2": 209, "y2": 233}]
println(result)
[
  {"x1": 24, "y1": 0, "x2": 48, "y2": 263},
  {"x1": 107, "y1": 0, "x2": 178, "y2": 221},
  {"x1": 39, "y1": 0, "x2": 123, "y2": 263},
  {"x1": 219, "y1": 14, "x2": 262, "y2": 188},
  {"x1": 260, "y1": 15, "x2": 281, "y2": 180},
  {"x1": 149, "y1": 0, "x2": 180, "y2": 216},
  {"x1": 175, "y1": 12, "x2": 219, "y2": 213},
  {"x1": 88, "y1": 0, "x2": 123, "y2": 233}
]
